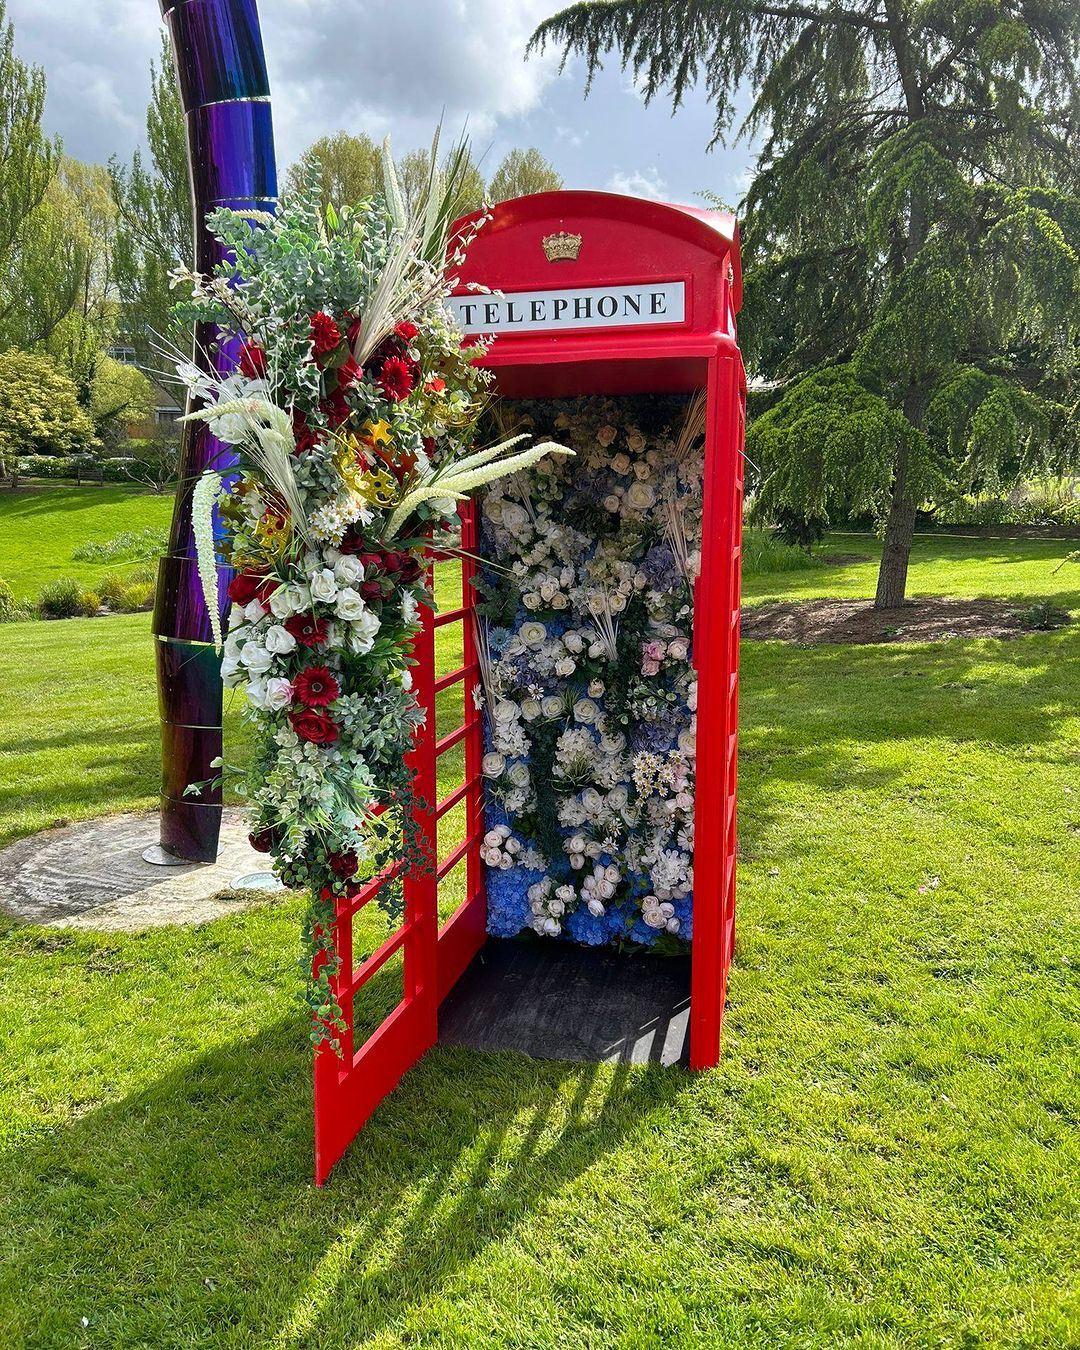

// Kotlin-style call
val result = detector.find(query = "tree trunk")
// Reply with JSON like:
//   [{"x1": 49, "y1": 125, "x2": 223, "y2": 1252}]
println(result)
[{"x1": 875, "y1": 470, "x2": 916, "y2": 609}]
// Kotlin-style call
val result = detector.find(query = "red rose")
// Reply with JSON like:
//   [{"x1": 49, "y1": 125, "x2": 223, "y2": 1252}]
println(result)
[
  {"x1": 399, "y1": 555, "x2": 423, "y2": 584},
  {"x1": 289, "y1": 709, "x2": 339, "y2": 744},
  {"x1": 381, "y1": 551, "x2": 404, "y2": 574},
  {"x1": 227, "y1": 571, "x2": 265, "y2": 606},
  {"x1": 238, "y1": 341, "x2": 267, "y2": 379},
  {"x1": 293, "y1": 665, "x2": 340, "y2": 708},
  {"x1": 360, "y1": 581, "x2": 384, "y2": 603},
  {"x1": 359, "y1": 552, "x2": 383, "y2": 571},
  {"x1": 285, "y1": 613, "x2": 330, "y2": 648},
  {"x1": 328, "y1": 850, "x2": 358, "y2": 878},
  {"x1": 310, "y1": 311, "x2": 343, "y2": 360},
  {"x1": 395, "y1": 320, "x2": 420, "y2": 342},
  {"x1": 377, "y1": 355, "x2": 415, "y2": 403},
  {"x1": 338, "y1": 357, "x2": 363, "y2": 389},
  {"x1": 255, "y1": 576, "x2": 280, "y2": 606}
]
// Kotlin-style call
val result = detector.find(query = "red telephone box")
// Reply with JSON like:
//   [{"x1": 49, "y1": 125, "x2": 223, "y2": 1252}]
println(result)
[{"x1": 314, "y1": 191, "x2": 745, "y2": 1185}]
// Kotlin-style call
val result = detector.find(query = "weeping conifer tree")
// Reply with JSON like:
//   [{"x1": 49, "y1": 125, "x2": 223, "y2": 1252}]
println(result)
[{"x1": 532, "y1": 2, "x2": 1080, "y2": 606}]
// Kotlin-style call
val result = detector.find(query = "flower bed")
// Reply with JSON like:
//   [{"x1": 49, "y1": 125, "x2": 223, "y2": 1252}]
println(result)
[{"x1": 475, "y1": 394, "x2": 703, "y2": 948}]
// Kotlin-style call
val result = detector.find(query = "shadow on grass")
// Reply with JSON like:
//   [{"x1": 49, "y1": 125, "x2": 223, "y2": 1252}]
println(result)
[{"x1": 0, "y1": 994, "x2": 685, "y2": 1347}]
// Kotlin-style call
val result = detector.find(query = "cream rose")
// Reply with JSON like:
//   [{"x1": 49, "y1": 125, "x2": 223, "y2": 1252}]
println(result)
[
  {"x1": 264, "y1": 624, "x2": 298, "y2": 656},
  {"x1": 482, "y1": 752, "x2": 506, "y2": 778},
  {"x1": 309, "y1": 568, "x2": 337, "y2": 604},
  {"x1": 625, "y1": 481, "x2": 656, "y2": 511}
]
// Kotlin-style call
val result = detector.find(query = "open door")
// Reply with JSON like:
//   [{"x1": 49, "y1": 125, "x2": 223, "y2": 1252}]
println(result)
[{"x1": 313, "y1": 504, "x2": 485, "y2": 1186}]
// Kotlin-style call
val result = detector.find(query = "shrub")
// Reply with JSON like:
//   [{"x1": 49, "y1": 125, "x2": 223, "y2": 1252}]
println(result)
[
  {"x1": 72, "y1": 528, "x2": 167, "y2": 563},
  {"x1": 80, "y1": 590, "x2": 102, "y2": 615},
  {"x1": 0, "y1": 577, "x2": 32, "y2": 623},
  {"x1": 38, "y1": 577, "x2": 93, "y2": 619},
  {"x1": 742, "y1": 529, "x2": 819, "y2": 576},
  {"x1": 0, "y1": 351, "x2": 97, "y2": 483},
  {"x1": 99, "y1": 571, "x2": 155, "y2": 612}
]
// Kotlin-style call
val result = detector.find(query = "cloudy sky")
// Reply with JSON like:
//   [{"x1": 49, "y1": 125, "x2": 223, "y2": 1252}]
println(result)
[{"x1": 7, "y1": 0, "x2": 753, "y2": 208}]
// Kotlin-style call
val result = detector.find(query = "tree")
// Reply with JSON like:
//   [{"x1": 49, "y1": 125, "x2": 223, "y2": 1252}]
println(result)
[
  {"x1": 285, "y1": 132, "x2": 382, "y2": 209},
  {"x1": 488, "y1": 147, "x2": 563, "y2": 202},
  {"x1": 109, "y1": 33, "x2": 192, "y2": 368},
  {"x1": 91, "y1": 354, "x2": 155, "y2": 452},
  {"x1": 0, "y1": 0, "x2": 60, "y2": 347},
  {"x1": 532, "y1": 2, "x2": 1080, "y2": 607},
  {"x1": 397, "y1": 143, "x2": 486, "y2": 220},
  {"x1": 0, "y1": 350, "x2": 96, "y2": 482}
]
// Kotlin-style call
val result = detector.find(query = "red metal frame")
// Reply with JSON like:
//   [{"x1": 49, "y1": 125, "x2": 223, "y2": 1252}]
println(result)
[{"x1": 313, "y1": 191, "x2": 745, "y2": 1183}]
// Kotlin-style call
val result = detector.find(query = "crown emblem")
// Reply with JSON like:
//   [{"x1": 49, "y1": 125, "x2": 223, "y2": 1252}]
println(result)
[{"x1": 542, "y1": 231, "x2": 582, "y2": 262}]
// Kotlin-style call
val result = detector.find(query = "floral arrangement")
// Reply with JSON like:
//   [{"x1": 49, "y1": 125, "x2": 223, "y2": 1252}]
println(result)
[
  {"x1": 170, "y1": 151, "x2": 568, "y2": 1046},
  {"x1": 474, "y1": 394, "x2": 704, "y2": 948}
]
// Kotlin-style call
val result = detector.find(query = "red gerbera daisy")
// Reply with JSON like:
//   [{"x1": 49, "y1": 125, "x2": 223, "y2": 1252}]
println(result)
[
  {"x1": 292, "y1": 665, "x2": 340, "y2": 709},
  {"x1": 395, "y1": 320, "x2": 420, "y2": 342},
  {"x1": 378, "y1": 355, "x2": 415, "y2": 403},
  {"x1": 284, "y1": 614, "x2": 330, "y2": 648},
  {"x1": 338, "y1": 357, "x2": 363, "y2": 389}
]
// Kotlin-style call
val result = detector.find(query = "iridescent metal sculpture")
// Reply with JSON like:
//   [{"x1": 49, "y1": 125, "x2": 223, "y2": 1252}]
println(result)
[{"x1": 148, "y1": 0, "x2": 278, "y2": 863}]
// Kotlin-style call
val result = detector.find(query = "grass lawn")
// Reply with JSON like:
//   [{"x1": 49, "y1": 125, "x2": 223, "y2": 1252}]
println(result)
[
  {"x1": 1, "y1": 498, "x2": 1079, "y2": 1347},
  {"x1": 0, "y1": 486, "x2": 174, "y2": 599},
  {"x1": 744, "y1": 530, "x2": 1080, "y2": 610}
]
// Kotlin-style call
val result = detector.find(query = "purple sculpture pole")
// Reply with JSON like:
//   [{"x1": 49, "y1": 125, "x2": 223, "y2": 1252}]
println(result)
[{"x1": 146, "y1": 0, "x2": 278, "y2": 864}]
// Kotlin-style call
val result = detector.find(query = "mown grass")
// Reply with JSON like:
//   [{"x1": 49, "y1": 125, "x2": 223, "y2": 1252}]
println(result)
[
  {"x1": 744, "y1": 530, "x2": 1080, "y2": 609},
  {"x1": 0, "y1": 486, "x2": 174, "y2": 599},
  {"x1": 1, "y1": 496, "x2": 1079, "y2": 1347}
]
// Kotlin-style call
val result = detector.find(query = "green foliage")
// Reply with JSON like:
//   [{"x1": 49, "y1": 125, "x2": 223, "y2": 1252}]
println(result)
[
  {"x1": 488, "y1": 147, "x2": 563, "y2": 202},
  {"x1": 37, "y1": 575, "x2": 92, "y2": 619},
  {"x1": 72, "y1": 527, "x2": 167, "y2": 563},
  {"x1": 0, "y1": 350, "x2": 96, "y2": 475},
  {"x1": 534, "y1": 1, "x2": 1080, "y2": 606},
  {"x1": 0, "y1": 576, "x2": 31, "y2": 623},
  {"x1": 109, "y1": 32, "x2": 192, "y2": 367},
  {"x1": 285, "y1": 131, "x2": 382, "y2": 210},
  {"x1": 0, "y1": 0, "x2": 59, "y2": 350},
  {"x1": 741, "y1": 528, "x2": 819, "y2": 575}
]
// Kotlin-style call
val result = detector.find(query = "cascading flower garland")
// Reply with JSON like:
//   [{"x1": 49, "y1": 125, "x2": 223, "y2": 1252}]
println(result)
[{"x1": 171, "y1": 152, "x2": 569, "y2": 1047}]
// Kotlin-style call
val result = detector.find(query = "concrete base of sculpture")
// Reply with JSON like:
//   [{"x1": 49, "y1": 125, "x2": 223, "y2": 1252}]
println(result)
[{"x1": 0, "y1": 809, "x2": 284, "y2": 932}]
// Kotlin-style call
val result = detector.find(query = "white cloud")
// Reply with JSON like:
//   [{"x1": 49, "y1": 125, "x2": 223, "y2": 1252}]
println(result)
[{"x1": 606, "y1": 166, "x2": 668, "y2": 201}]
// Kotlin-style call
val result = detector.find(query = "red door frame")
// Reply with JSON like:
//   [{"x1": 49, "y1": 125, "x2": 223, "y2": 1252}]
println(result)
[{"x1": 313, "y1": 505, "x2": 486, "y2": 1186}]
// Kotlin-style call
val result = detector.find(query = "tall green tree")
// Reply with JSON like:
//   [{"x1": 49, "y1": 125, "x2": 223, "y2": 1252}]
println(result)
[
  {"x1": 488, "y1": 147, "x2": 563, "y2": 201},
  {"x1": 0, "y1": 0, "x2": 60, "y2": 347},
  {"x1": 397, "y1": 143, "x2": 486, "y2": 220},
  {"x1": 285, "y1": 132, "x2": 382, "y2": 209},
  {"x1": 532, "y1": 2, "x2": 1080, "y2": 606},
  {"x1": 109, "y1": 33, "x2": 192, "y2": 368}
]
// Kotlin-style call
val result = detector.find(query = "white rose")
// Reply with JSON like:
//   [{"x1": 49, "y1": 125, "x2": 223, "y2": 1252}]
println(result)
[
  {"x1": 667, "y1": 638, "x2": 689, "y2": 662},
  {"x1": 310, "y1": 568, "x2": 337, "y2": 604},
  {"x1": 573, "y1": 698, "x2": 599, "y2": 724},
  {"x1": 265, "y1": 677, "x2": 293, "y2": 711},
  {"x1": 483, "y1": 752, "x2": 506, "y2": 778},
  {"x1": 521, "y1": 698, "x2": 542, "y2": 721},
  {"x1": 334, "y1": 555, "x2": 365, "y2": 587},
  {"x1": 264, "y1": 624, "x2": 297, "y2": 656},
  {"x1": 611, "y1": 452, "x2": 631, "y2": 474},
  {"x1": 563, "y1": 631, "x2": 584, "y2": 654},
  {"x1": 678, "y1": 729, "x2": 697, "y2": 756},
  {"x1": 597, "y1": 879, "x2": 616, "y2": 901},
  {"x1": 551, "y1": 593, "x2": 569, "y2": 609},
  {"x1": 588, "y1": 679, "x2": 605, "y2": 698},
  {"x1": 270, "y1": 582, "x2": 308, "y2": 619},
  {"x1": 587, "y1": 898, "x2": 606, "y2": 917},
  {"x1": 240, "y1": 643, "x2": 273, "y2": 675},
  {"x1": 585, "y1": 841, "x2": 602, "y2": 858},
  {"x1": 581, "y1": 786, "x2": 603, "y2": 813},
  {"x1": 555, "y1": 885, "x2": 576, "y2": 903},
  {"x1": 502, "y1": 502, "x2": 528, "y2": 532},
  {"x1": 633, "y1": 460, "x2": 651, "y2": 480},
  {"x1": 484, "y1": 829, "x2": 504, "y2": 848},
  {"x1": 643, "y1": 909, "x2": 667, "y2": 928},
  {"x1": 349, "y1": 610, "x2": 380, "y2": 654},
  {"x1": 666, "y1": 917, "x2": 681, "y2": 934},
  {"x1": 555, "y1": 657, "x2": 576, "y2": 677},
  {"x1": 549, "y1": 898, "x2": 565, "y2": 917},
  {"x1": 244, "y1": 599, "x2": 267, "y2": 624},
  {"x1": 603, "y1": 494, "x2": 621, "y2": 513},
  {"x1": 246, "y1": 677, "x2": 270, "y2": 710},
  {"x1": 569, "y1": 853, "x2": 585, "y2": 870},
  {"x1": 541, "y1": 695, "x2": 564, "y2": 719},
  {"x1": 626, "y1": 482, "x2": 656, "y2": 511},
  {"x1": 520, "y1": 621, "x2": 547, "y2": 648},
  {"x1": 508, "y1": 761, "x2": 530, "y2": 788},
  {"x1": 568, "y1": 835, "x2": 586, "y2": 855},
  {"x1": 539, "y1": 580, "x2": 558, "y2": 602},
  {"x1": 221, "y1": 653, "x2": 243, "y2": 686},
  {"x1": 224, "y1": 627, "x2": 248, "y2": 660},
  {"x1": 541, "y1": 917, "x2": 561, "y2": 936},
  {"x1": 522, "y1": 591, "x2": 542, "y2": 610},
  {"x1": 335, "y1": 588, "x2": 367, "y2": 621},
  {"x1": 607, "y1": 786, "x2": 629, "y2": 811},
  {"x1": 229, "y1": 604, "x2": 247, "y2": 630},
  {"x1": 484, "y1": 497, "x2": 505, "y2": 524},
  {"x1": 609, "y1": 593, "x2": 627, "y2": 614}
]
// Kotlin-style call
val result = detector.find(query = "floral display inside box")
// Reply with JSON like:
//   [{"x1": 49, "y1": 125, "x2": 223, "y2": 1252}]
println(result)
[{"x1": 475, "y1": 393, "x2": 705, "y2": 949}]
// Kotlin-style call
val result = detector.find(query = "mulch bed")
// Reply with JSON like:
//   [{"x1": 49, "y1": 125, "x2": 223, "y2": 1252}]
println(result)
[{"x1": 742, "y1": 597, "x2": 1071, "y2": 645}]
